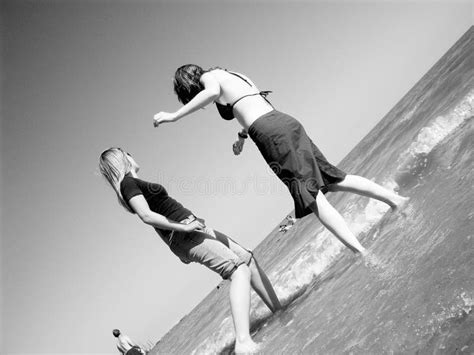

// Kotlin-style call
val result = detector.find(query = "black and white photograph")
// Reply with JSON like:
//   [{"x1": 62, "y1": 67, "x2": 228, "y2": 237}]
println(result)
[{"x1": 1, "y1": 1, "x2": 473, "y2": 354}]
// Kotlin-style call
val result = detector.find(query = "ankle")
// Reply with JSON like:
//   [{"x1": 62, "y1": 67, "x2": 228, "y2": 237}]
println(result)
[{"x1": 235, "y1": 334, "x2": 252, "y2": 344}]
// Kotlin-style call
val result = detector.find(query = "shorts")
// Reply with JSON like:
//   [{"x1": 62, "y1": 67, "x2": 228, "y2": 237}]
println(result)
[{"x1": 168, "y1": 215, "x2": 253, "y2": 279}]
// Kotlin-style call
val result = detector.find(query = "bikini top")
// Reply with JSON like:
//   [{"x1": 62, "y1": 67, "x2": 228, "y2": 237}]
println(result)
[{"x1": 215, "y1": 71, "x2": 272, "y2": 121}]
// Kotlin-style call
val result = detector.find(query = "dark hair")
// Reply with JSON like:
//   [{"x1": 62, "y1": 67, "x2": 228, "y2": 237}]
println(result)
[
  {"x1": 173, "y1": 64, "x2": 205, "y2": 104},
  {"x1": 113, "y1": 329, "x2": 120, "y2": 337}
]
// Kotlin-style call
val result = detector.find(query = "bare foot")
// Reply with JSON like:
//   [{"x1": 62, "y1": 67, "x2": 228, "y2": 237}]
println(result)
[
  {"x1": 390, "y1": 196, "x2": 410, "y2": 212},
  {"x1": 235, "y1": 338, "x2": 261, "y2": 354},
  {"x1": 360, "y1": 250, "x2": 385, "y2": 271},
  {"x1": 358, "y1": 248, "x2": 369, "y2": 257}
]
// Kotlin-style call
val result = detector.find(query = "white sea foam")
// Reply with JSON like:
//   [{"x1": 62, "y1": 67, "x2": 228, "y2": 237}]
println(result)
[
  {"x1": 191, "y1": 182, "x2": 398, "y2": 354},
  {"x1": 187, "y1": 92, "x2": 474, "y2": 354},
  {"x1": 416, "y1": 290, "x2": 474, "y2": 341},
  {"x1": 459, "y1": 292, "x2": 474, "y2": 314},
  {"x1": 398, "y1": 91, "x2": 473, "y2": 168},
  {"x1": 191, "y1": 317, "x2": 234, "y2": 355},
  {"x1": 270, "y1": 193, "x2": 392, "y2": 303}
]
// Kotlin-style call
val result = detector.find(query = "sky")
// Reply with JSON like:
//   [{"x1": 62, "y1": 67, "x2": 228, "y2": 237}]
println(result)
[{"x1": 1, "y1": 1, "x2": 472, "y2": 354}]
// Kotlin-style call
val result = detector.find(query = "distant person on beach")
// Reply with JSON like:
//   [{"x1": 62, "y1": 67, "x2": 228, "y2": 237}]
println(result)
[
  {"x1": 153, "y1": 65, "x2": 408, "y2": 258},
  {"x1": 279, "y1": 215, "x2": 296, "y2": 233},
  {"x1": 286, "y1": 215, "x2": 296, "y2": 226},
  {"x1": 100, "y1": 148, "x2": 281, "y2": 354},
  {"x1": 112, "y1": 329, "x2": 145, "y2": 355}
]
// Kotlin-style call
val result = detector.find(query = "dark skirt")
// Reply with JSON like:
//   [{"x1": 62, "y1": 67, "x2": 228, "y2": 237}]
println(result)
[{"x1": 248, "y1": 110, "x2": 346, "y2": 218}]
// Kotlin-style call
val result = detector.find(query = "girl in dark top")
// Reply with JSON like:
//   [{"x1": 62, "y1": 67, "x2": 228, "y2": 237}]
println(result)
[
  {"x1": 153, "y1": 65, "x2": 408, "y2": 258},
  {"x1": 99, "y1": 147, "x2": 281, "y2": 354}
]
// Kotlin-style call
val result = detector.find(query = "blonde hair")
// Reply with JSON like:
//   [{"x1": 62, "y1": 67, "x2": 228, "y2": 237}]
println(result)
[{"x1": 99, "y1": 147, "x2": 134, "y2": 213}]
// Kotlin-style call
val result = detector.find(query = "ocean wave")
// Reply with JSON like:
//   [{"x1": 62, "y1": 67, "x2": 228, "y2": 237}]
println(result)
[
  {"x1": 396, "y1": 91, "x2": 473, "y2": 174},
  {"x1": 191, "y1": 183, "x2": 397, "y2": 354},
  {"x1": 269, "y1": 192, "x2": 391, "y2": 303},
  {"x1": 414, "y1": 291, "x2": 474, "y2": 343},
  {"x1": 191, "y1": 317, "x2": 235, "y2": 355},
  {"x1": 187, "y1": 90, "x2": 474, "y2": 354}
]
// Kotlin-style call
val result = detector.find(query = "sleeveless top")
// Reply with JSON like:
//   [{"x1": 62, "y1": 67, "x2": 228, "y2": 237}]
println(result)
[{"x1": 215, "y1": 70, "x2": 272, "y2": 121}]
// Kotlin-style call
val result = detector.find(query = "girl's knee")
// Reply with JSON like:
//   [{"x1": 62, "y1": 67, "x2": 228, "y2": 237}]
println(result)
[
  {"x1": 315, "y1": 190, "x2": 329, "y2": 205},
  {"x1": 230, "y1": 263, "x2": 251, "y2": 280},
  {"x1": 238, "y1": 263, "x2": 251, "y2": 276}
]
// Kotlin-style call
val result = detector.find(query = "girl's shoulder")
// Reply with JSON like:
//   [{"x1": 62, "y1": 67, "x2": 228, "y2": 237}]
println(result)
[
  {"x1": 205, "y1": 68, "x2": 247, "y2": 80},
  {"x1": 204, "y1": 67, "x2": 225, "y2": 77},
  {"x1": 120, "y1": 174, "x2": 138, "y2": 190},
  {"x1": 200, "y1": 69, "x2": 226, "y2": 85},
  {"x1": 207, "y1": 66, "x2": 225, "y2": 72}
]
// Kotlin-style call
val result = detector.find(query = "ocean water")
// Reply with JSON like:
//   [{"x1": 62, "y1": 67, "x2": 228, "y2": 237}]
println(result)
[{"x1": 150, "y1": 27, "x2": 474, "y2": 354}]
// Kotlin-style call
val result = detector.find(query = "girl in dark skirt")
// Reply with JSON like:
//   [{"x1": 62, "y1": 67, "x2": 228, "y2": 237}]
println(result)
[{"x1": 154, "y1": 65, "x2": 408, "y2": 256}]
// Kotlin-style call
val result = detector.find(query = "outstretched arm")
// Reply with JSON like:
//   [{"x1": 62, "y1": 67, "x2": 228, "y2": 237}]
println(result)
[
  {"x1": 128, "y1": 195, "x2": 204, "y2": 232},
  {"x1": 154, "y1": 72, "x2": 220, "y2": 127}
]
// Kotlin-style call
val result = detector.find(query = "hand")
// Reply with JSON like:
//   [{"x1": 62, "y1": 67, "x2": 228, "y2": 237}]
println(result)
[
  {"x1": 182, "y1": 220, "x2": 205, "y2": 233},
  {"x1": 153, "y1": 111, "x2": 177, "y2": 127},
  {"x1": 232, "y1": 138, "x2": 245, "y2": 155}
]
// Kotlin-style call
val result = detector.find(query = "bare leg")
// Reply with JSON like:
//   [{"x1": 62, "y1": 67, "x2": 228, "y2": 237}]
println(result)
[
  {"x1": 248, "y1": 258, "x2": 282, "y2": 312},
  {"x1": 229, "y1": 264, "x2": 260, "y2": 354},
  {"x1": 312, "y1": 192, "x2": 367, "y2": 254},
  {"x1": 328, "y1": 174, "x2": 408, "y2": 209}
]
